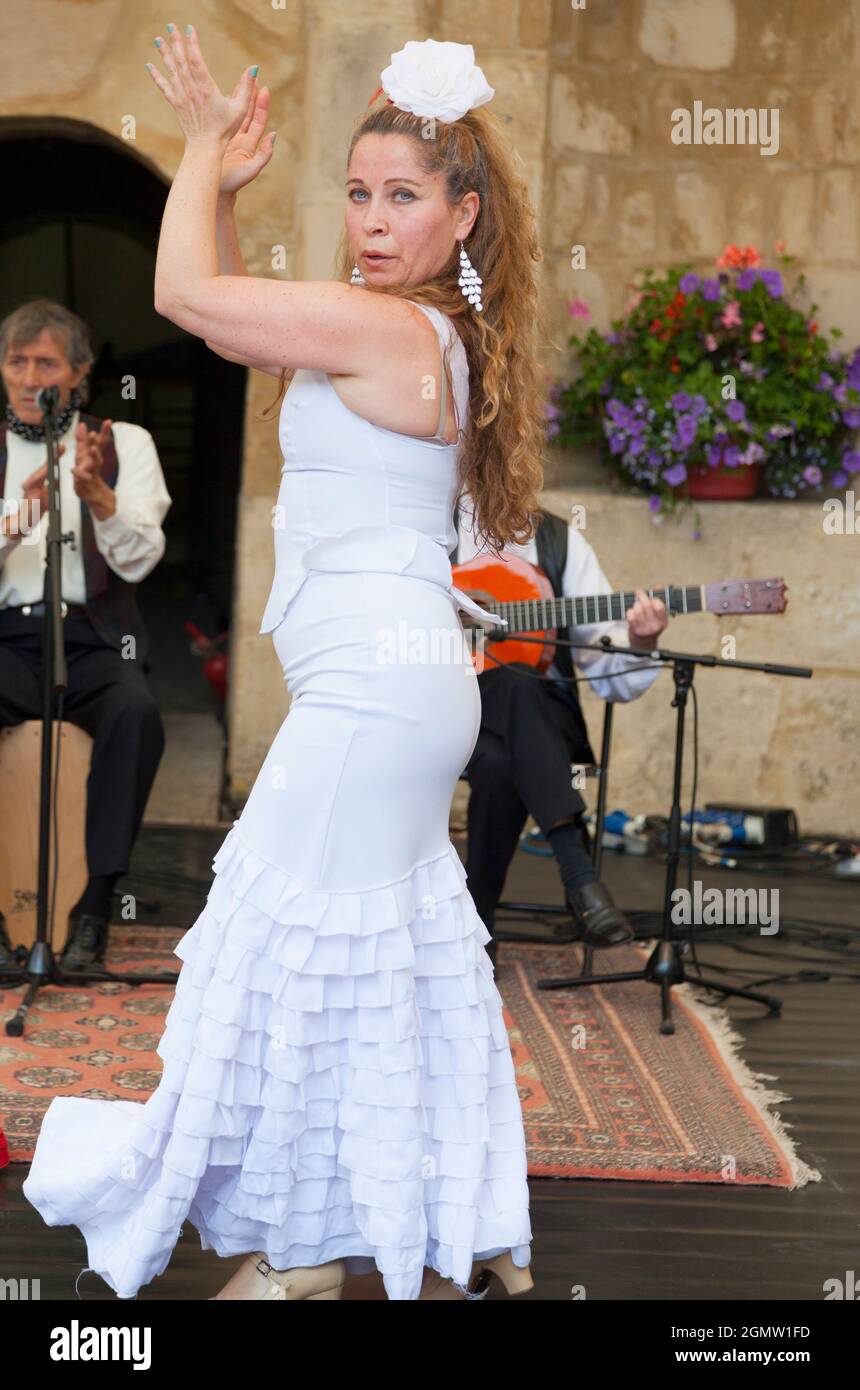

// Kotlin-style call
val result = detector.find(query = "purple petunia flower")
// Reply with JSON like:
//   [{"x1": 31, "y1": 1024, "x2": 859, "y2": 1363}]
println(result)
[
  {"x1": 758, "y1": 269, "x2": 783, "y2": 298},
  {"x1": 725, "y1": 399, "x2": 746, "y2": 422},
  {"x1": 648, "y1": 495, "x2": 662, "y2": 512},
  {"x1": 736, "y1": 268, "x2": 758, "y2": 291},
  {"x1": 671, "y1": 390, "x2": 692, "y2": 412},
  {"x1": 676, "y1": 414, "x2": 698, "y2": 447},
  {"x1": 723, "y1": 445, "x2": 741, "y2": 467},
  {"x1": 706, "y1": 442, "x2": 723, "y2": 467},
  {"x1": 689, "y1": 394, "x2": 707, "y2": 417},
  {"x1": 607, "y1": 398, "x2": 635, "y2": 429},
  {"x1": 664, "y1": 462, "x2": 688, "y2": 485},
  {"x1": 803, "y1": 464, "x2": 823, "y2": 485},
  {"x1": 679, "y1": 272, "x2": 701, "y2": 294},
  {"x1": 843, "y1": 408, "x2": 860, "y2": 428},
  {"x1": 701, "y1": 278, "x2": 721, "y2": 300},
  {"x1": 815, "y1": 372, "x2": 834, "y2": 392},
  {"x1": 832, "y1": 470, "x2": 849, "y2": 487},
  {"x1": 842, "y1": 451, "x2": 860, "y2": 473},
  {"x1": 740, "y1": 441, "x2": 765, "y2": 464}
]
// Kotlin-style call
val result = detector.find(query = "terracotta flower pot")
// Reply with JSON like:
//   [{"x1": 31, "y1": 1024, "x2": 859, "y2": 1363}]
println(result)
[{"x1": 676, "y1": 461, "x2": 761, "y2": 501}]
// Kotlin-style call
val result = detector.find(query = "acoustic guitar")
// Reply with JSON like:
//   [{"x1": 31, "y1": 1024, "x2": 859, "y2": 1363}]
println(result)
[{"x1": 452, "y1": 553, "x2": 787, "y2": 673}]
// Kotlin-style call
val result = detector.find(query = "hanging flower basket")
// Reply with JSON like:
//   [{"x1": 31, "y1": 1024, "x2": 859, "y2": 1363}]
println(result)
[{"x1": 550, "y1": 242, "x2": 860, "y2": 520}]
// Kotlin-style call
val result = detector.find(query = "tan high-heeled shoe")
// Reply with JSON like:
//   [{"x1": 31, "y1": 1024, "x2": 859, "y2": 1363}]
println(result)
[
  {"x1": 467, "y1": 1251, "x2": 533, "y2": 1297},
  {"x1": 209, "y1": 1252, "x2": 347, "y2": 1300},
  {"x1": 418, "y1": 1268, "x2": 468, "y2": 1299}
]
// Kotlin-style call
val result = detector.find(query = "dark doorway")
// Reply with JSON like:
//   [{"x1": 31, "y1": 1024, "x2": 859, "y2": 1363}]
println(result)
[{"x1": 0, "y1": 117, "x2": 247, "y2": 712}]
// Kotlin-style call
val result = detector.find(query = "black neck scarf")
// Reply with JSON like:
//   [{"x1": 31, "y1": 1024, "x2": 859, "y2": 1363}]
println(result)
[{"x1": 4, "y1": 388, "x2": 82, "y2": 442}]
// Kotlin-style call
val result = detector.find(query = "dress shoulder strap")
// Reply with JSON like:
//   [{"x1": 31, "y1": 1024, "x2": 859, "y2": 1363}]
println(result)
[{"x1": 406, "y1": 301, "x2": 458, "y2": 443}]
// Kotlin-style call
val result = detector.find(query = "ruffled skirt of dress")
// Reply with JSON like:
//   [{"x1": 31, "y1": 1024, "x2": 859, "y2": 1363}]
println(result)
[{"x1": 22, "y1": 570, "x2": 532, "y2": 1301}]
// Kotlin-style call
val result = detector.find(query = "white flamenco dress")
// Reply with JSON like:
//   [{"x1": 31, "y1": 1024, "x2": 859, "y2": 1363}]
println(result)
[{"x1": 22, "y1": 302, "x2": 533, "y2": 1301}]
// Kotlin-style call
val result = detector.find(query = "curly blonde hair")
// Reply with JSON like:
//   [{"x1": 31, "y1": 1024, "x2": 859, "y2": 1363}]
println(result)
[{"x1": 262, "y1": 95, "x2": 548, "y2": 554}]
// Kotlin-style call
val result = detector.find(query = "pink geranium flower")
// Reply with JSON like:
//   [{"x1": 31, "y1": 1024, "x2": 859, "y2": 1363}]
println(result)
[
  {"x1": 750, "y1": 321, "x2": 765, "y2": 343},
  {"x1": 721, "y1": 300, "x2": 742, "y2": 328},
  {"x1": 568, "y1": 297, "x2": 590, "y2": 318},
  {"x1": 704, "y1": 333, "x2": 718, "y2": 351}
]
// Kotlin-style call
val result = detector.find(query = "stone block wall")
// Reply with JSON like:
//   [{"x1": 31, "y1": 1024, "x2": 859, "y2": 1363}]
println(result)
[{"x1": 2, "y1": 0, "x2": 856, "y2": 830}]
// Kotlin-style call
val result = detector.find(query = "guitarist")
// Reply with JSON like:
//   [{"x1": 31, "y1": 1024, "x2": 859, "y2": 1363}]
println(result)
[{"x1": 451, "y1": 494, "x2": 668, "y2": 964}]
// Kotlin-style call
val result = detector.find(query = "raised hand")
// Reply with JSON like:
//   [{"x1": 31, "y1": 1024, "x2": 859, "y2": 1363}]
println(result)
[
  {"x1": 220, "y1": 79, "x2": 276, "y2": 194},
  {"x1": 146, "y1": 22, "x2": 258, "y2": 145},
  {"x1": 20, "y1": 454, "x2": 60, "y2": 526},
  {"x1": 72, "y1": 420, "x2": 113, "y2": 505}
]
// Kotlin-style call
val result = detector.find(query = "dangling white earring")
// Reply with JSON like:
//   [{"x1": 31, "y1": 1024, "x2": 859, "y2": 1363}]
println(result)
[
  {"x1": 457, "y1": 239, "x2": 483, "y2": 312},
  {"x1": 350, "y1": 264, "x2": 365, "y2": 285}
]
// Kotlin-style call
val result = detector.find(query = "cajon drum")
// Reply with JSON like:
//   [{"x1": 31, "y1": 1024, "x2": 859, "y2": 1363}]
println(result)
[{"x1": 0, "y1": 720, "x2": 92, "y2": 954}]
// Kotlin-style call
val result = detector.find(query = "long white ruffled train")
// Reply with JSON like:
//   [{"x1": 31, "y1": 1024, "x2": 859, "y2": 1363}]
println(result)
[{"x1": 23, "y1": 821, "x2": 532, "y2": 1301}]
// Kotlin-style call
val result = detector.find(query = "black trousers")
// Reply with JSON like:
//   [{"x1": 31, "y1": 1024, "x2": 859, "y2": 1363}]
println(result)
[
  {"x1": 464, "y1": 663, "x2": 595, "y2": 937},
  {"x1": 0, "y1": 609, "x2": 165, "y2": 878}
]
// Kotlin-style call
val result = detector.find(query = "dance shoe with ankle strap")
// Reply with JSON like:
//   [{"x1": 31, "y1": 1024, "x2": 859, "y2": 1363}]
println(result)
[
  {"x1": 467, "y1": 1251, "x2": 534, "y2": 1297},
  {"x1": 209, "y1": 1253, "x2": 347, "y2": 1300},
  {"x1": 418, "y1": 1268, "x2": 472, "y2": 1299}
]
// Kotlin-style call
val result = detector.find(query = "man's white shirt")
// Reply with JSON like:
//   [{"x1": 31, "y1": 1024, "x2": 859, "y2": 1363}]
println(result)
[
  {"x1": 454, "y1": 497, "x2": 662, "y2": 702},
  {"x1": 0, "y1": 410, "x2": 171, "y2": 605}
]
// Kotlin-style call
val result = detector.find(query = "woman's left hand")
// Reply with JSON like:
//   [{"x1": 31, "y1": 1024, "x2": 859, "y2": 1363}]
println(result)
[{"x1": 146, "y1": 22, "x2": 257, "y2": 145}]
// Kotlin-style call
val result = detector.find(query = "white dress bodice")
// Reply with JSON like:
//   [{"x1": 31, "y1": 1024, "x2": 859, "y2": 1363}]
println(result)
[{"x1": 258, "y1": 300, "x2": 504, "y2": 636}]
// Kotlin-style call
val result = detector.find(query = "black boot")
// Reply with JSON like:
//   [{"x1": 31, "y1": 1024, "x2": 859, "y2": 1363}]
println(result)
[
  {"x1": 0, "y1": 912, "x2": 21, "y2": 969},
  {"x1": 60, "y1": 913, "x2": 109, "y2": 972},
  {"x1": 567, "y1": 881, "x2": 634, "y2": 948}
]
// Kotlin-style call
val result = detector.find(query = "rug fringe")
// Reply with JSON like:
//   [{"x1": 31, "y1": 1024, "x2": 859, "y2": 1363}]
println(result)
[{"x1": 675, "y1": 978, "x2": 822, "y2": 1189}]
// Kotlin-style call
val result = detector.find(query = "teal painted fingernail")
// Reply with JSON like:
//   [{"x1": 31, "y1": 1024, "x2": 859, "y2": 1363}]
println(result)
[
  {"x1": 166, "y1": 22, "x2": 174, "y2": 32},
  {"x1": 249, "y1": 65, "x2": 259, "y2": 77},
  {"x1": 154, "y1": 37, "x2": 162, "y2": 47},
  {"x1": 186, "y1": 24, "x2": 192, "y2": 34}
]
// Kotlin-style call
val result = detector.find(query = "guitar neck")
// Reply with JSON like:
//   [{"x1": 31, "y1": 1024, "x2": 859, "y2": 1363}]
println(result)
[{"x1": 496, "y1": 585, "x2": 703, "y2": 632}]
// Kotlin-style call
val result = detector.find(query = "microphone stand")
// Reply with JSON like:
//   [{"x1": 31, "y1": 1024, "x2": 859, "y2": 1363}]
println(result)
[
  {"x1": 2, "y1": 389, "x2": 177, "y2": 1038},
  {"x1": 519, "y1": 633, "x2": 812, "y2": 1034},
  {"x1": 476, "y1": 623, "x2": 812, "y2": 1034}
]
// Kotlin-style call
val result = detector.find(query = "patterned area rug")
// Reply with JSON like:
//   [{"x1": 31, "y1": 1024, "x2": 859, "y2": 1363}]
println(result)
[
  {"x1": 500, "y1": 939, "x2": 819, "y2": 1188},
  {"x1": 0, "y1": 928, "x2": 819, "y2": 1187}
]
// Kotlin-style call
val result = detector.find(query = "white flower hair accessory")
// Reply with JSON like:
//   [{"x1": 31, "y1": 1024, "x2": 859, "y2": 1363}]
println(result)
[{"x1": 378, "y1": 39, "x2": 494, "y2": 124}]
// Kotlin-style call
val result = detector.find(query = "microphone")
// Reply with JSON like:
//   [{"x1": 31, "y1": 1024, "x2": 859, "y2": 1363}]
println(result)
[{"x1": 35, "y1": 385, "x2": 60, "y2": 413}]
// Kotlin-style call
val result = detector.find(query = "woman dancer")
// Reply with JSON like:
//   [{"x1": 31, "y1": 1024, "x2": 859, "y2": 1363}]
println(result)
[{"x1": 23, "y1": 29, "x2": 545, "y2": 1302}]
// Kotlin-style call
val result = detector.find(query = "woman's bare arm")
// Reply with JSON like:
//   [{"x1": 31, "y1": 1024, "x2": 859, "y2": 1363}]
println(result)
[
  {"x1": 205, "y1": 193, "x2": 282, "y2": 376},
  {"x1": 214, "y1": 190, "x2": 247, "y2": 276}
]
